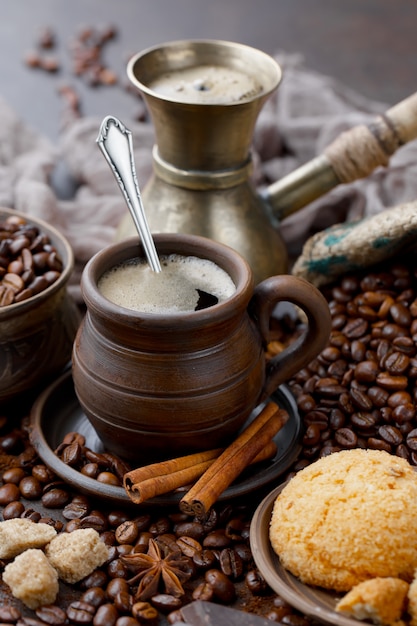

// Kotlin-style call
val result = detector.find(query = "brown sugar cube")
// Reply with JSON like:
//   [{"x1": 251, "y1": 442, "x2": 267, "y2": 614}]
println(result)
[
  {"x1": 0, "y1": 518, "x2": 57, "y2": 559},
  {"x1": 3, "y1": 549, "x2": 59, "y2": 609},
  {"x1": 45, "y1": 528, "x2": 109, "y2": 583}
]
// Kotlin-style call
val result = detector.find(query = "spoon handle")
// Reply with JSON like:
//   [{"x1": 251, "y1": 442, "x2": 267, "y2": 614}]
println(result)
[{"x1": 97, "y1": 115, "x2": 161, "y2": 273}]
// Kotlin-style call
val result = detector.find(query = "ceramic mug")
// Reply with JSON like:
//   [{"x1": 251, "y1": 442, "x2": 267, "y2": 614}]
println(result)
[{"x1": 72, "y1": 234, "x2": 331, "y2": 461}]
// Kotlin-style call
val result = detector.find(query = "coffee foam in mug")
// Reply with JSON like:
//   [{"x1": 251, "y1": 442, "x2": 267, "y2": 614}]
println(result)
[{"x1": 98, "y1": 254, "x2": 236, "y2": 314}]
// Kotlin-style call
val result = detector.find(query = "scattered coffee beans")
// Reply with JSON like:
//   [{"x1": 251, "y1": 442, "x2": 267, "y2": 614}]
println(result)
[
  {"x1": 3, "y1": 256, "x2": 417, "y2": 624},
  {"x1": 22, "y1": 24, "x2": 147, "y2": 126}
]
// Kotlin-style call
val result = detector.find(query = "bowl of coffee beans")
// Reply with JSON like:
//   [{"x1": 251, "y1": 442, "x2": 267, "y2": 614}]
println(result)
[{"x1": 0, "y1": 208, "x2": 81, "y2": 407}]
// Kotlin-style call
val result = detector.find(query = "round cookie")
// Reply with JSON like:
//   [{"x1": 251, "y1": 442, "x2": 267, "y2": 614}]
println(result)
[{"x1": 269, "y1": 449, "x2": 417, "y2": 591}]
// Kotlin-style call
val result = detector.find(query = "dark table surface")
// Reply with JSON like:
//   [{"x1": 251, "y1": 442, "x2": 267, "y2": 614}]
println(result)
[{"x1": 2, "y1": 0, "x2": 417, "y2": 142}]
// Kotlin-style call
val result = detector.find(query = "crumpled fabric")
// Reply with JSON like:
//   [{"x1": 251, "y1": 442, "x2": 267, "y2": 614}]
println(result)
[
  {"x1": 1, "y1": 52, "x2": 417, "y2": 302},
  {"x1": 292, "y1": 200, "x2": 417, "y2": 286}
]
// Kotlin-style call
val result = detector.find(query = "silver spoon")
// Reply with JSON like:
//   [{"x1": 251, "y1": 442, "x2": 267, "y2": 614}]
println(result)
[{"x1": 96, "y1": 115, "x2": 161, "y2": 273}]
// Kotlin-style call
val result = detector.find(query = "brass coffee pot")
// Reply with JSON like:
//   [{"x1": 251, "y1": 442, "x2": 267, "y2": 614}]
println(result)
[{"x1": 117, "y1": 39, "x2": 417, "y2": 283}]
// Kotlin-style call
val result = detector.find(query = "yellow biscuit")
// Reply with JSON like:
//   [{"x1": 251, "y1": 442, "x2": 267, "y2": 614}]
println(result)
[
  {"x1": 336, "y1": 577, "x2": 409, "y2": 625},
  {"x1": 407, "y1": 571, "x2": 417, "y2": 626},
  {"x1": 270, "y1": 449, "x2": 417, "y2": 591}
]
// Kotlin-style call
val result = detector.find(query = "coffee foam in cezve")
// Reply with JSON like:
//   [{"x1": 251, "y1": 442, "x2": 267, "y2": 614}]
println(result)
[{"x1": 98, "y1": 254, "x2": 236, "y2": 314}]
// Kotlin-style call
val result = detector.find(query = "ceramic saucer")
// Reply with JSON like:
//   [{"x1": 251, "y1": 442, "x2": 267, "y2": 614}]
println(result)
[{"x1": 30, "y1": 369, "x2": 302, "y2": 507}]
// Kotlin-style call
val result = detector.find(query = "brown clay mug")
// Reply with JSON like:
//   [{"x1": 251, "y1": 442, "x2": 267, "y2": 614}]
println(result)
[{"x1": 72, "y1": 234, "x2": 331, "y2": 461}]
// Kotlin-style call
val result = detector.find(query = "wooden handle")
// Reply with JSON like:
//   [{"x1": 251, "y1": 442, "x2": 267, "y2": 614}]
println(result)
[
  {"x1": 265, "y1": 91, "x2": 417, "y2": 220},
  {"x1": 324, "y1": 91, "x2": 417, "y2": 183},
  {"x1": 386, "y1": 92, "x2": 417, "y2": 144}
]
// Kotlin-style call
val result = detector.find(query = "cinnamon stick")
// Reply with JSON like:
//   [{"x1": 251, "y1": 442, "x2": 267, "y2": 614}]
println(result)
[
  {"x1": 124, "y1": 448, "x2": 222, "y2": 487},
  {"x1": 179, "y1": 402, "x2": 288, "y2": 516},
  {"x1": 123, "y1": 439, "x2": 278, "y2": 504}
]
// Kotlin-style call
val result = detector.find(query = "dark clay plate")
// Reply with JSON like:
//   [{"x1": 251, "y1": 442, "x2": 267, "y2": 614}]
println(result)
[
  {"x1": 29, "y1": 369, "x2": 302, "y2": 507},
  {"x1": 249, "y1": 484, "x2": 359, "y2": 626}
]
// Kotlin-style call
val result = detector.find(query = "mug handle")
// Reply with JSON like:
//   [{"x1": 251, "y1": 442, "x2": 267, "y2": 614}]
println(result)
[{"x1": 249, "y1": 275, "x2": 332, "y2": 400}]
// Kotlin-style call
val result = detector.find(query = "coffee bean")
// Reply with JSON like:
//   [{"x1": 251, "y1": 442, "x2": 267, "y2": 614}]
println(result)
[
  {"x1": 66, "y1": 601, "x2": 96, "y2": 624},
  {"x1": 131, "y1": 602, "x2": 158, "y2": 623},
  {"x1": 150, "y1": 594, "x2": 181, "y2": 613},
  {"x1": 343, "y1": 318, "x2": 368, "y2": 339},
  {"x1": 204, "y1": 569, "x2": 236, "y2": 603},
  {"x1": 192, "y1": 548, "x2": 216, "y2": 571},
  {"x1": 245, "y1": 569, "x2": 269, "y2": 595},
  {"x1": 390, "y1": 302, "x2": 412, "y2": 327},
  {"x1": 0, "y1": 482, "x2": 20, "y2": 504},
  {"x1": 41, "y1": 487, "x2": 70, "y2": 508},
  {"x1": 107, "y1": 558, "x2": 129, "y2": 579},
  {"x1": 349, "y1": 387, "x2": 373, "y2": 411},
  {"x1": 367, "y1": 386, "x2": 389, "y2": 408},
  {"x1": 19, "y1": 475, "x2": 43, "y2": 499},
  {"x1": 354, "y1": 360, "x2": 380, "y2": 383},
  {"x1": 378, "y1": 425, "x2": 403, "y2": 446},
  {"x1": 219, "y1": 548, "x2": 244, "y2": 579},
  {"x1": 115, "y1": 521, "x2": 139, "y2": 545},
  {"x1": 97, "y1": 472, "x2": 120, "y2": 486},
  {"x1": 113, "y1": 591, "x2": 133, "y2": 614},
  {"x1": 173, "y1": 521, "x2": 204, "y2": 540},
  {"x1": 329, "y1": 408, "x2": 346, "y2": 429},
  {"x1": 334, "y1": 428, "x2": 358, "y2": 448},
  {"x1": 393, "y1": 403, "x2": 415, "y2": 424},
  {"x1": 80, "y1": 510, "x2": 108, "y2": 532},
  {"x1": 2, "y1": 467, "x2": 26, "y2": 484},
  {"x1": 203, "y1": 529, "x2": 231, "y2": 549},
  {"x1": 376, "y1": 373, "x2": 408, "y2": 391},
  {"x1": 81, "y1": 587, "x2": 107, "y2": 608},
  {"x1": 63, "y1": 498, "x2": 90, "y2": 520},
  {"x1": 93, "y1": 604, "x2": 119, "y2": 626},
  {"x1": 31, "y1": 464, "x2": 55, "y2": 483},
  {"x1": 62, "y1": 441, "x2": 84, "y2": 466},
  {"x1": 149, "y1": 517, "x2": 171, "y2": 536},
  {"x1": 2, "y1": 500, "x2": 25, "y2": 519},
  {"x1": 0, "y1": 605, "x2": 21, "y2": 622},
  {"x1": 80, "y1": 570, "x2": 109, "y2": 590},
  {"x1": 21, "y1": 508, "x2": 41, "y2": 522},
  {"x1": 106, "y1": 578, "x2": 130, "y2": 600},
  {"x1": 302, "y1": 424, "x2": 321, "y2": 446},
  {"x1": 35, "y1": 605, "x2": 67, "y2": 625}
]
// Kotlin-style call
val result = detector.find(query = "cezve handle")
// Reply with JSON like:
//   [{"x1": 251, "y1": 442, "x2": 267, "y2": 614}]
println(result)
[{"x1": 263, "y1": 91, "x2": 417, "y2": 221}]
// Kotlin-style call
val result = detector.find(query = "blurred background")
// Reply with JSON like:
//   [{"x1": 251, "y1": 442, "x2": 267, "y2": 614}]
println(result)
[{"x1": 1, "y1": 0, "x2": 416, "y2": 140}]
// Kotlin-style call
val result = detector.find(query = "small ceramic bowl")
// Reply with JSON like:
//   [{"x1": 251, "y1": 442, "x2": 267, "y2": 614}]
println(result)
[{"x1": 0, "y1": 208, "x2": 81, "y2": 407}]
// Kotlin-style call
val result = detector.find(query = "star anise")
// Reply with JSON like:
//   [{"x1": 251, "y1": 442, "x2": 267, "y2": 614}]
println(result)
[{"x1": 121, "y1": 538, "x2": 192, "y2": 600}]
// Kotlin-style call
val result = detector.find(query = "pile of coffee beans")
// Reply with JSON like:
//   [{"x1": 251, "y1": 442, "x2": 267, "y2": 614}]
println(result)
[
  {"x1": 3, "y1": 255, "x2": 417, "y2": 624},
  {"x1": 55, "y1": 432, "x2": 130, "y2": 487},
  {"x1": 0, "y1": 215, "x2": 64, "y2": 307},
  {"x1": 285, "y1": 259, "x2": 417, "y2": 474}
]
